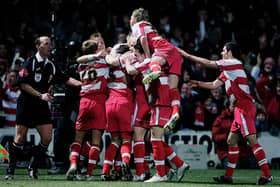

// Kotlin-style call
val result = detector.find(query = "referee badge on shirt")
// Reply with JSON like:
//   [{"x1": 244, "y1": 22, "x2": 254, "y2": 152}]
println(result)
[{"x1": 34, "y1": 73, "x2": 42, "y2": 82}]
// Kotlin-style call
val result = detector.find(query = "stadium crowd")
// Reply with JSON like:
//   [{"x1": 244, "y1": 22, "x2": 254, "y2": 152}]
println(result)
[{"x1": 0, "y1": 0, "x2": 279, "y2": 184}]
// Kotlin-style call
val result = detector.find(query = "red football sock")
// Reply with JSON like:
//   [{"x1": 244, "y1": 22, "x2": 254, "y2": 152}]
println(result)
[
  {"x1": 163, "y1": 142, "x2": 183, "y2": 168},
  {"x1": 102, "y1": 142, "x2": 119, "y2": 175},
  {"x1": 151, "y1": 138, "x2": 166, "y2": 177},
  {"x1": 134, "y1": 140, "x2": 145, "y2": 176},
  {"x1": 121, "y1": 141, "x2": 132, "y2": 165},
  {"x1": 252, "y1": 144, "x2": 271, "y2": 178},
  {"x1": 224, "y1": 146, "x2": 239, "y2": 178},
  {"x1": 80, "y1": 141, "x2": 91, "y2": 159},
  {"x1": 70, "y1": 141, "x2": 81, "y2": 166},
  {"x1": 87, "y1": 144, "x2": 100, "y2": 176},
  {"x1": 169, "y1": 88, "x2": 180, "y2": 116},
  {"x1": 79, "y1": 141, "x2": 91, "y2": 167}
]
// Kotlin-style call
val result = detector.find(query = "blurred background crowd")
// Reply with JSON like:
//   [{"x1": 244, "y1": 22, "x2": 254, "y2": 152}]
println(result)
[
  {"x1": 0, "y1": 0, "x2": 280, "y2": 170},
  {"x1": 1, "y1": 0, "x2": 279, "y2": 132}
]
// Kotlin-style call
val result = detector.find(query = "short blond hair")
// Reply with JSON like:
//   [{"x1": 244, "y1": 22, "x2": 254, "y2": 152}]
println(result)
[{"x1": 131, "y1": 8, "x2": 149, "y2": 22}]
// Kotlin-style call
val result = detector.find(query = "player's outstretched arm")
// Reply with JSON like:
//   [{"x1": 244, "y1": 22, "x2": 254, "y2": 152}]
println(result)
[
  {"x1": 190, "y1": 79, "x2": 223, "y2": 90},
  {"x1": 177, "y1": 47, "x2": 218, "y2": 69}
]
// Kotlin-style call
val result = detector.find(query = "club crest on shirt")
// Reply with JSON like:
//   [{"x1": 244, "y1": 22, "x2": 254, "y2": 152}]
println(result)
[
  {"x1": 19, "y1": 68, "x2": 28, "y2": 77},
  {"x1": 34, "y1": 73, "x2": 42, "y2": 82}
]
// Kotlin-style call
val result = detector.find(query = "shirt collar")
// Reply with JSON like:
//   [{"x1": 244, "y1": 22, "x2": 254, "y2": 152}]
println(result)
[{"x1": 35, "y1": 52, "x2": 48, "y2": 65}]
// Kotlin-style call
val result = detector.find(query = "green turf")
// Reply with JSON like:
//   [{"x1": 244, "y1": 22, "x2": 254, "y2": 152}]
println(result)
[{"x1": 0, "y1": 168, "x2": 279, "y2": 187}]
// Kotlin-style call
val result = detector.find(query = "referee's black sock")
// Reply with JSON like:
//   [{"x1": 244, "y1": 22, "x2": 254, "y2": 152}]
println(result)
[
  {"x1": 8, "y1": 142, "x2": 24, "y2": 169},
  {"x1": 29, "y1": 142, "x2": 49, "y2": 169}
]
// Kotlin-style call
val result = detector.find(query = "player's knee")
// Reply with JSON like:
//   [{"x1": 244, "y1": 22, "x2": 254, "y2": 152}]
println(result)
[
  {"x1": 246, "y1": 140, "x2": 257, "y2": 148},
  {"x1": 111, "y1": 135, "x2": 121, "y2": 145},
  {"x1": 227, "y1": 139, "x2": 237, "y2": 147}
]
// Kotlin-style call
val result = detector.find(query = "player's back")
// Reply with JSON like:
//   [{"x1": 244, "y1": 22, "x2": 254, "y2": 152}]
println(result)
[{"x1": 78, "y1": 58, "x2": 109, "y2": 97}]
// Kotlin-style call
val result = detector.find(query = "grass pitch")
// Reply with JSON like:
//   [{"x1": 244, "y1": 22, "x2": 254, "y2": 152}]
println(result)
[{"x1": 0, "y1": 168, "x2": 279, "y2": 187}]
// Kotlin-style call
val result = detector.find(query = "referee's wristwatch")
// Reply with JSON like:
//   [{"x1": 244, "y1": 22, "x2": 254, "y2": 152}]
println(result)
[{"x1": 37, "y1": 93, "x2": 42, "y2": 99}]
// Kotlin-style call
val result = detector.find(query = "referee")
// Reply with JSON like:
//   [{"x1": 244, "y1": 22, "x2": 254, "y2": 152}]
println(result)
[{"x1": 5, "y1": 36, "x2": 81, "y2": 180}]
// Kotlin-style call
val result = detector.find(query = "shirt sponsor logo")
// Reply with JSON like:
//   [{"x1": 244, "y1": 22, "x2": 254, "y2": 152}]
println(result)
[{"x1": 19, "y1": 68, "x2": 28, "y2": 77}]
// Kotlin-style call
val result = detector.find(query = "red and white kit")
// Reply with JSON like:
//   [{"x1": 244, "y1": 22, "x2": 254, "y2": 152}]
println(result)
[
  {"x1": 1, "y1": 82, "x2": 20, "y2": 127},
  {"x1": 132, "y1": 58, "x2": 152, "y2": 129},
  {"x1": 131, "y1": 21, "x2": 182, "y2": 76},
  {"x1": 105, "y1": 59, "x2": 134, "y2": 133},
  {"x1": 148, "y1": 70, "x2": 186, "y2": 177},
  {"x1": 216, "y1": 59, "x2": 256, "y2": 136},
  {"x1": 76, "y1": 58, "x2": 109, "y2": 130},
  {"x1": 149, "y1": 69, "x2": 172, "y2": 127}
]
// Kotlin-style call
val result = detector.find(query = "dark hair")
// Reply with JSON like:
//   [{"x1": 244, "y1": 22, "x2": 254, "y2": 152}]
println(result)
[
  {"x1": 224, "y1": 42, "x2": 241, "y2": 59},
  {"x1": 117, "y1": 44, "x2": 129, "y2": 54},
  {"x1": 34, "y1": 36, "x2": 50, "y2": 46},
  {"x1": 90, "y1": 32, "x2": 102, "y2": 40},
  {"x1": 134, "y1": 43, "x2": 144, "y2": 54},
  {"x1": 132, "y1": 8, "x2": 149, "y2": 22},
  {"x1": 34, "y1": 37, "x2": 41, "y2": 46},
  {"x1": 81, "y1": 40, "x2": 98, "y2": 55}
]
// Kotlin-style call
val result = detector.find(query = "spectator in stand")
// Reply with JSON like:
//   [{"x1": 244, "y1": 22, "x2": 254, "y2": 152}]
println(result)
[
  {"x1": 177, "y1": 81, "x2": 200, "y2": 131},
  {"x1": 251, "y1": 54, "x2": 275, "y2": 82},
  {"x1": 255, "y1": 59, "x2": 277, "y2": 112},
  {"x1": 182, "y1": 69, "x2": 191, "y2": 82},
  {"x1": 0, "y1": 41, "x2": 8, "y2": 58},
  {"x1": 202, "y1": 95, "x2": 219, "y2": 130},
  {"x1": 0, "y1": 59, "x2": 8, "y2": 82},
  {"x1": 211, "y1": 87, "x2": 225, "y2": 115},
  {"x1": 12, "y1": 57, "x2": 25, "y2": 72},
  {"x1": 276, "y1": 54, "x2": 280, "y2": 72},
  {"x1": 0, "y1": 69, "x2": 20, "y2": 128},
  {"x1": 158, "y1": 15, "x2": 171, "y2": 37},
  {"x1": 0, "y1": 59, "x2": 8, "y2": 127},
  {"x1": 267, "y1": 79, "x2": 280, "y2": 136},
  {"x1": 0, "y1": 41, "x2": 9, "y2": 68},
  {"x1": 256, "y1": 75, "x2": 280, "y2": 136},
  {"x1": 193, "y1": 95, "x2": 218, "y2": 131},
  {"x1": 255, "y1": 110, "x2": 270, "y2": 133}
]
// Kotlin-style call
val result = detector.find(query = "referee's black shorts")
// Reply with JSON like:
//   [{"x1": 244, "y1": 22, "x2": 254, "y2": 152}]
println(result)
[{"x1": 16, "y1": 96, "x2": 52, "y2": 128}]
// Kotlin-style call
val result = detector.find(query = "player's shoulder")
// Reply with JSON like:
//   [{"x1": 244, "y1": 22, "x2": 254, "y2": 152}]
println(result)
[{"x1": 216, "y1": 58, "x2": 242, "y2": 66}]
